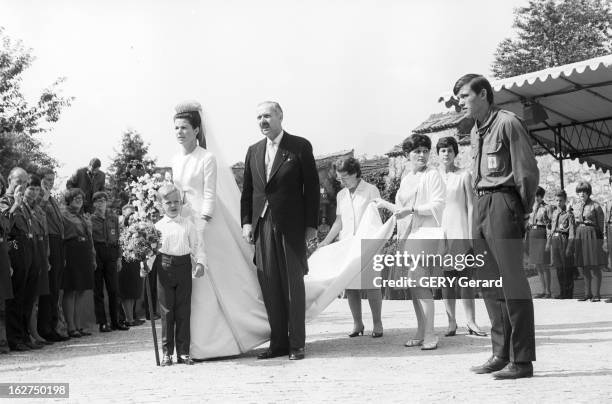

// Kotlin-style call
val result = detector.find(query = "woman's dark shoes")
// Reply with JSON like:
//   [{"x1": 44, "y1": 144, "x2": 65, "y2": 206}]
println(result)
[
  {"x1": 348, "y1": 326, "x2": 364, "y2": 338},
  {"x1": 577, "y1": 295, "x2": 593, "y2": 301},
  {"x1": 289, "y1": 348, "x2": 305, "y2": 360},
  {"x1": 444, "y1": 325, "x2": 457, "y2": 337},
  {"x1": 470, "y1": 355, "x2": 509, "y2": 374},
  {"x1": 492, "y1": 362, "x2": 533, "y2": 380},
  {"x1": 371, "y1": 331, "x2": 383, "y2": 338},
  {"x1": 257, "y1": 349, "x2": 289, "y2": 359},
  {"x1": 467, "y1": 325, "x2": 487, "y2": 337},
  {"x1": 0, "y1": 341, "x2": 10, "y2": 354},
  {"x1": 24, "y1": 340, "x2": 44, "y2": 350},
  {"x1": 534, "y1": 293, "x2": 545, "y2": 298},
  {"x1": 591, "y1": 296, "x2": 601, "y2": 302},
  {"x1": 111, "y1": 322, "x2": 130, "y2": 331},
  {"x1": 9, "y1": 342, "x2": 30, "y2": 351},
  {"x1": 36, "y1": 338, "x2": 53, "y2": 345},
  {"x1": 544, "y1": 293, "x2": 552, "y2": 298},
  {"x1": 78, "y1": 329, "x2": 92, "y2": 336},
  {"x1": 161, "y1": 355, "x2": 173, "y2": 367},
  {"x1": 177, "y1": 355, "x2": 194, "y2": 365},
  {"x1": 68, "y1": 330, "x2": 82, "y2": 338},
  {"x1": 42, "y1": 332, "x2": 69, "y2": 342},
  {"x1": 99, "y1": 324, "x2": 112, "y2": 333}
]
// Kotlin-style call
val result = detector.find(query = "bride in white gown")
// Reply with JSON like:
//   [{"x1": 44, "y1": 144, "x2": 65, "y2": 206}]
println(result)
[{"x1": 171, "y1": 101, "x2": 395, "y2": 359}]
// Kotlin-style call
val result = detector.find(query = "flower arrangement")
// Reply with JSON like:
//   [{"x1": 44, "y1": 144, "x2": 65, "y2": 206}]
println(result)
[
  {"x1": 119, "y1": 168, "x2": 172, "y2": 273},
  {"x1": 126, "y1": 171, "x2": 173, "y2": 222}
]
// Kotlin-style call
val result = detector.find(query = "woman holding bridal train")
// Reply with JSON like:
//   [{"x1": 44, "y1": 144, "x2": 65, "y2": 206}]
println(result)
[
  {"x1": 171, "y1": 101, "x2": 269, "y2": 360},
  {"x1": 375, "y1": 134, "x2": 445, "y2": 350}
]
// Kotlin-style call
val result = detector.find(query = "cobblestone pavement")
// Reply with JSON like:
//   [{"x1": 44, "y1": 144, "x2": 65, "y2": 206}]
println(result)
[{"x1": 1, "y1": 299, "x2": 611, "y2": 403}]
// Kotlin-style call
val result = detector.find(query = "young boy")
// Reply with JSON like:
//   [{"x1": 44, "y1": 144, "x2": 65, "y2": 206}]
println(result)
[
  {"x1": 154, "y1": 184, "x2": 206, "y2": 366},
  {"x1": 546, "y1": 189, "x2": 575, "y2": 299},
  {"x1": 91, "y1": 192, "x2": 127, "y2": 332}
]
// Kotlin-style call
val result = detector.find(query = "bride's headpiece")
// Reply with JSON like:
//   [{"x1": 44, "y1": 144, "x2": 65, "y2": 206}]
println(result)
[{"x1": 174, "y1": 100, "x2": 206, "y2": 148}]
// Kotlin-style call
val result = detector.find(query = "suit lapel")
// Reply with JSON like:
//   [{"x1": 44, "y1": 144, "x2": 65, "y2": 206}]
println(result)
[
  {"x1": 268, "y1": 134, "x2": 289, "y2": 183},
  {"x1": 254, "y1": 139, "x2": 266, "y2": 186}
]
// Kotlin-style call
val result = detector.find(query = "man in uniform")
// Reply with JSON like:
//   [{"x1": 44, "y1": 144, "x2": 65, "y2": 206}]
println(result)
[{"x1": 454, "y1": 74, "x2": 539, "y2": 379}]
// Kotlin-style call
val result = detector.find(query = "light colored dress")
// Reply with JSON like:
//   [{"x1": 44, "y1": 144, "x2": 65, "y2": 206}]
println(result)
[
  {"x1": 395, "y1": 167, "x2": 445, "y2": 281},
  {"x1": 440, "y1": 169, "x2": 471, "y2": 239},
  {"x1": 173, "y1": 146, "x2": 269, "y2": 359},
  {"x1": 395, "y1": 167, "x2": 445, "y2": 239},
  {"x1": 335, "y1": 180, "x2": 381, "y2": 289}
]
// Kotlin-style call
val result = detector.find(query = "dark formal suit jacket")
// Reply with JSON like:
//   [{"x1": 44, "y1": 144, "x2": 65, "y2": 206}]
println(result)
[
  {"x1": 240, "y1": 132, "x2": 320, "y2": 271},
  {"x1": 66, "y1": 167, "x2": 106, "y2": 210}
]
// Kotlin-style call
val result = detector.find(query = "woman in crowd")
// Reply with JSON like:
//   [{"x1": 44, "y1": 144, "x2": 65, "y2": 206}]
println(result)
[
  {"x1": 319, "y1": 157, "x2": 383, "y2": 338},
  {"x1": 375, "y1": 134, "x2": 445, "y2": 350},
  {"x1": 62, "y1": 188, "x2": 96, "y2": 337},
  {"x1": 572, "y1": 181, "x2": 605, "y2": 302},
  {"x1": 0, "y1": 175, "x2": 13, "y2": 354},
  {"x1": 28, "y1": 184, "x2": 52, "y2": 345},
  {"x1": 117, "y1": 203, "x2": 144, "y2": 327},
  {"x1": 528, "y1": 186, "x2": 553, "y2": 298},
  {"x1": 436, "y1": 136, "x2": 486, "y2": 337}
]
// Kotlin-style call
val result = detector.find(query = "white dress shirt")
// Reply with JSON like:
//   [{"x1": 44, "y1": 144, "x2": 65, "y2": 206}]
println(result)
[
  {"x1": 155, "y1": 215, "x2": 207, "y2": 265},
  {"x1": 261, "y1": 130, "x2": 284, "y2": 217}
]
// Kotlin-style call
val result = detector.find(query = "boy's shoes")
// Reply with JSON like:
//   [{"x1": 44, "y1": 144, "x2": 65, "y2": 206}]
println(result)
[
  {"x1": 111, "y1": 322, "x2": 129, "y2": 331},
  {"x1": 99, "y1": 324, "x2": 112, "y2": 333},
  {"x1": 161, "y1": 355, "x2": 173, "y2": 366},
  {"x1": 177, "y1": 355, "x2": 194, "y2": 365}
]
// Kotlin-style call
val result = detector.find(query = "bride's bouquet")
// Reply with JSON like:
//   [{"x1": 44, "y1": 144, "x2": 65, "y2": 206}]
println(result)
[{"x1": 126, "y1": 171, "x2": 173, "y2": 222}]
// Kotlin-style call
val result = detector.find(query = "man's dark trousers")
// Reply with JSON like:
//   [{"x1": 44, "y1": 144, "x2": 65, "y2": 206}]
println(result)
[
  {"x1": 93, "y1": 242, "x2": 120, "y2": 326},
  {"x1": 156, "y1": 254, "x2": 192, "y2": 356},
  {"x1": 255, "y1": 211, "x2": 306, "y2": 353},
  {"x1": 38, "y1": 235, "x2": 64, "y2": 336},
  {"x1": 473, "y1": 191, "x2": 536, "y2": 363}
]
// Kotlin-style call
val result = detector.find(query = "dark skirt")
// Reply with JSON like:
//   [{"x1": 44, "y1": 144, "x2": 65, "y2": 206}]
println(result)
[
  {"x1": 33, "y1": 237, "x2": 50, "y2": 296},
  {"x1": 574, "y1": 225, "x2": 606, "y2": 267},
  {"x1": 118, "y1": 259, "x2": 143, "y2": 299},
  {"x1": 0, "y1": 240, "x2": 13, "y2": 300},
  {"x1": 527, "y1": 227, "x2": 549, "y2": 265},
  {"x1": 63, "y1": 238, "x2": 94, "y2": 292}
]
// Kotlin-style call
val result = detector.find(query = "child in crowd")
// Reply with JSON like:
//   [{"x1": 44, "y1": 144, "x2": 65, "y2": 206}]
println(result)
[{"x1": 154, "y1": 184, "x2": 206, "y2": 366}]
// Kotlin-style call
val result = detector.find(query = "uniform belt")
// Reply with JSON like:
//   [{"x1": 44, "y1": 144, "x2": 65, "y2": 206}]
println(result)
[
  {"x1": 577, "y1": 222, "x2": 595, "y2": 227},
  {"x1": 475, "y1": 186, "x2": 516, "y2": 197},
  {"x1": 160, "y1": 253, "x2": 191, "y2": 266},
  {"x1": 553, "y1": 230, "x2": 569, "y2": 235},
  {"x1": 36, "y1": 235, "x2": 44, "y2": 241},
  {"x1": 530, "y1": 224, "x2": 547, "y2": 229}
]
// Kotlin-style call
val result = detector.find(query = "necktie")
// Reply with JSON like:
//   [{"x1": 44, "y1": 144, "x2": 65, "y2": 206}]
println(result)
[{"x1": 266, "y1": 140, "x2": 276, "y2": 181}]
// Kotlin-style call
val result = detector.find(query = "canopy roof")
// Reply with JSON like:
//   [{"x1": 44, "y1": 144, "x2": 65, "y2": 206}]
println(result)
[{"x1": 439, "y1": 54, "x2": 612, "y2": 172}]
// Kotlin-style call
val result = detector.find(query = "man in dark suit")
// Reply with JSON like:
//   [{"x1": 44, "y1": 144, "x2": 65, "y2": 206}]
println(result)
[
  {"x1": 240, "y1": 101, "x2": 319, "y2": 361},
  {"x1": 66, "y1": 158, "x2": 106, "y2": 213}
]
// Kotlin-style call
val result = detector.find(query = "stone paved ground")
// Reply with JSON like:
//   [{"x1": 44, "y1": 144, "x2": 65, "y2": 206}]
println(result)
[{"x1": 1, "y1": 298, "x2": 611, "y2": 403}]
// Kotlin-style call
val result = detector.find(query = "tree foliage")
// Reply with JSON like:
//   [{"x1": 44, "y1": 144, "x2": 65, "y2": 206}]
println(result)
[
  {"x1": 0, "y1": 26, "x2": 73, "y2": 177},
  {"x1": 492, "y1": 0, "x2": 612, "y2": 78},
  {"x1": 107, "y1": 129, "x2": 156, "y2": 209}
]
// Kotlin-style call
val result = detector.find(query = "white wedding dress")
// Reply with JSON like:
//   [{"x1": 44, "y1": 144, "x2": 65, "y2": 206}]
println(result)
[{"x1": 173, "y1": 139, "x2": 395, "y2": 360}]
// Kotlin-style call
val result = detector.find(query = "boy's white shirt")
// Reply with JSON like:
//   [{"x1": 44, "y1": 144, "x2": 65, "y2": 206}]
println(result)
[{"x1": 155, "y1": 214, "x2": 207, "y2": 265}]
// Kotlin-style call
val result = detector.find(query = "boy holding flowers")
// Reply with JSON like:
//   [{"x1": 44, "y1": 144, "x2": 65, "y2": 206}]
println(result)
[{"x1": 154, "y1": 184, "x2": 206, "y2": 366}]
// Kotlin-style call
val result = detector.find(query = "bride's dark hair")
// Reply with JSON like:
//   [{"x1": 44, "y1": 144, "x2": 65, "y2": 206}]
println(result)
[{"x1": 174, "y1": 109, "x2": 206, "y2": 148}]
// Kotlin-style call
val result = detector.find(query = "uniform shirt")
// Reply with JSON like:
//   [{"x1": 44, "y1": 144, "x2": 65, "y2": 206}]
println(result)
[
  {"x1": 90, "y1": 210, "x2": 120, "y2": 245},
  {"x1": 572, "y1": 198, "x2": 604, "y2": 237},
  {"x1": 549, "y1": 206, "x2": 575, "y2": 238},
  {"x1": 40, "y1": 196, "x2": 65, "y2": 238},
  {"x1": 31, "y1": 204, "x2": 49, "y2": 237},
  {"x1": 63, "y1": 206, "x2": 92, "y2": 242},
  {"x1": 471, "y1": 107, "x2": 539, "y2": 213},
  {"x1": 530, "y1": 201, "x2": 552, "y2": 227},
  {"x1": 335, "y1": 179, "x2": 380, "y2": 240},
  {"x1": 0, "y1": 195, "x2": 34, "y2": 239},
  {"x1": 155, "y1": 215, "x2": 206, "y2": 265}
]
